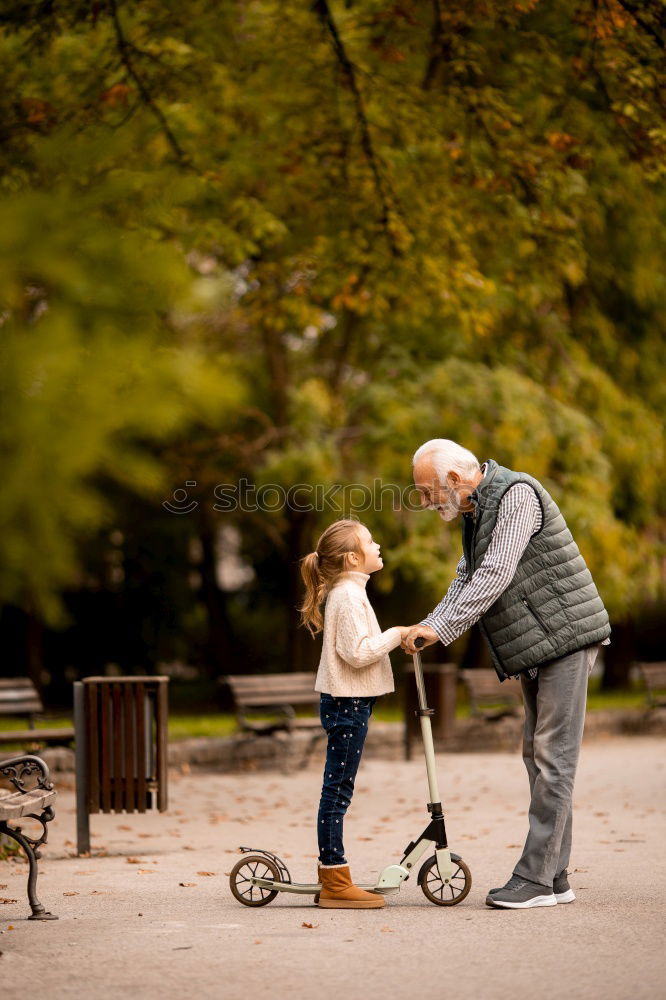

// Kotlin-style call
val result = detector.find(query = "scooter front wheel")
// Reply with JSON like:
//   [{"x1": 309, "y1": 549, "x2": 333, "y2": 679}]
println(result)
[
  {"x1": 418, "y1": 853, "x2": 472, "y2": 906},
  {"x1": 229, "y1": 854, "x2": 281, "y2": 906}
]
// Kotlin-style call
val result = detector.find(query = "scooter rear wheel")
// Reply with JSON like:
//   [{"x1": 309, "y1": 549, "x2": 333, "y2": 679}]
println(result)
[
  {"x1": 418, "y1": 853, "x2": 472, "y2": 906},
  {"x1": 229, "y1": 854, "x2": 281, "y2": 906}
]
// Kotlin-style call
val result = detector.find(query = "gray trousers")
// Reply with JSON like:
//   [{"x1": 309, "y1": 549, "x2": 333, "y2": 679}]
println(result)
[{"x1": 514, "y1": 644, "x2": 600, "y2": 887}]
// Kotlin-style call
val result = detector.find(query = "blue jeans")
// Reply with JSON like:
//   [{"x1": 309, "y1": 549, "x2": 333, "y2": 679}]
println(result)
[{"x1": 317, "y1": 693, "x2": 377, "y2": 866}]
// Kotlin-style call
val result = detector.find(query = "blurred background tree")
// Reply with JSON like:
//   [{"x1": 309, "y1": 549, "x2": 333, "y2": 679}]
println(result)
[{"x1": 0, "y1": 0, "x2": 663, "y2": 701}]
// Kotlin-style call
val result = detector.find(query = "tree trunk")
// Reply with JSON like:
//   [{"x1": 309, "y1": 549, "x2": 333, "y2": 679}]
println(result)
[
  {"x1": 197, "y1": 507, "x2": 236, "y2": 678},
  {"x1": 459, "y1": 624, "x2": 492, "y2": 671},
  {"x1": 284, "y1": 509, "x2": 319, "y2": 673},
  {"x1": 24, "y1": 593, "x2": 45, "y2": 694},
  {"x1": 600, "y1": 621, "x2": 635, "y2": 690}
]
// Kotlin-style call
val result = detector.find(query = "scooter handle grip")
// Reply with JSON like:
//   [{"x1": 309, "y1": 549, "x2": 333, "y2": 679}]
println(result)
[{"x1": 414, "y1": 636, "x2": 425, "y2": 649}]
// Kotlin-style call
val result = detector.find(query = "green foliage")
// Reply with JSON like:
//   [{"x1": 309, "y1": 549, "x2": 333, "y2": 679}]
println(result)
[
  {"x1": 0, "y1": 0, "x2": 664, "y2": 663},
  {"x1": 0, "y1": 135, "x2": 246, "y2": 624}
]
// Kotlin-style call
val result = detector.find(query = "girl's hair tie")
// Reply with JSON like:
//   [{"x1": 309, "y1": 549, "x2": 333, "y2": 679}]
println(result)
[{"x1": 314, "y1": 550, "x2": 320, "y2": 562}]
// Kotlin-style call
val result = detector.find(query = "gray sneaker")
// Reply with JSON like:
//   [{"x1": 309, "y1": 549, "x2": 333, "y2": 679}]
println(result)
[
  {"x1": 553, "y1": 870, "x2": 576, "y2": 904},
  {"x1": 486, "y1": 874, "x2": 556, "y2": 909}
]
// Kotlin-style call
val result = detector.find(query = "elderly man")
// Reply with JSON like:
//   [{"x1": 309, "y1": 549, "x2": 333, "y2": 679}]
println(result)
[{"x1": 403, "y1": 439, "x2": 610, "y2": 910}]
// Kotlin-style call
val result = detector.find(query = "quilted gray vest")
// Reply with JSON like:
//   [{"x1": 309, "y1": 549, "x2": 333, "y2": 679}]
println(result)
[{"x1": 463, "y1": 460, "x2": 611, "y2": 680}]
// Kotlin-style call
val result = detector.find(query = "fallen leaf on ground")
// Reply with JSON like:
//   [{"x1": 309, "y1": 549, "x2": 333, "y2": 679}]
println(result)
[
  {"x1": 197, "y1": 871, "x2": 216, "y2": 877},
  {"x1": 301, "y1": 922, "x2": 319, "y2": 929},
  {"x1": 137, "y1": 869, "x2": 157, "y2": 875},
  {"x1": 0, "y1": 886, "x2": 6, "y2": 890},
  {"x1": 254, "y1": 940, "x2": 262, "y2": 944},
  {"x1": 182, "y1": 846, "x2": 195, "y2": 851},
  {"x1": 381, "y1": 927, "x2": 394, "y2": 933},
  {"x1": 179, "y1": 882, "x2": 196, "y2": 887},
  {"x1": 76, "y1": 871, "x2": 96, "y2": 876},
  {"x1": 63, "y1": 892, "x2": 79, "y2": 897},
  {"x1": 117, "y1": 825, "x2": 132, "y2": 831},
  {"x1": 126, "y1": 857, "x2": 143, "y2": 865},
  {"x1": 1, "y1": 899, "x2": 18, "y2": 905}
]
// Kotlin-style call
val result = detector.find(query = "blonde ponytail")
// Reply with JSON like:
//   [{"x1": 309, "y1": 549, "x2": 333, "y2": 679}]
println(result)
[
  {"x1": 298, "y1": 519, "x2": 365, "y2": 637},
  {"x1": 299, "y1": 551, "x2": 327, "y2": 637}
]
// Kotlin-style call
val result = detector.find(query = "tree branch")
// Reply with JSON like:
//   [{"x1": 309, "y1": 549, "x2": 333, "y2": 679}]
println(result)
[
  {"x1": 107, "y1": 0, "x2": 188, "y2": 165},
  {"x1": 422, "y1": 0, "x2": 444, "y2": 90},
  {"x1": 311, "y1": 0, "x2": 399, "y2": 254},
  {"x1": 612, "y1": 0, "x2": 665, "y2": 51}
]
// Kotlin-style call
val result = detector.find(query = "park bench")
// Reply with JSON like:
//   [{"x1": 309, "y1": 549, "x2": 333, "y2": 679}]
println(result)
[
  {"x1": 636, "y1": 662, "x2": 666, "y2": 709},
  {"x1": 0, "y1": 753, "x2": 58, "y2": 920},
  {"x1": 224, "y1": 672, "x2": 325, "y2": 770},
  {"x1": 0, "y1": 677, "x2": 75, "y2": 747},
  {"x1": 459, "y1": 668, "x2": 522, "y2": 721}
]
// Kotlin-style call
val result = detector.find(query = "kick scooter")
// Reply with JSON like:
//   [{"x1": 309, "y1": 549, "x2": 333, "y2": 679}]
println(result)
[{"x1": 229, "y1": 639, "x2": 472, "y2": 907}]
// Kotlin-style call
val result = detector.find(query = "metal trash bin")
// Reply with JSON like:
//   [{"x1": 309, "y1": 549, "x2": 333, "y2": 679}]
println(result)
[
  {"x1": 73, "y1": 676, "x2": 169, "y2": 855},
  {"x1": 403, "y1": 662, "x2": 457, "y2": 761}
]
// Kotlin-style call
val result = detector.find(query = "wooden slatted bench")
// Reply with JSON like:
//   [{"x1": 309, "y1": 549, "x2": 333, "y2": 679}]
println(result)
[
  {"x1": 0, "y1": 754, "x2": 57, "y2": 920},
  {"x1": 0, "y1": 677, "x2": 75, "y2": 747},
  {"x1": 223, "y1": 672, "x2": 325, "y2": 770},
  {"x1": 459, "y1": 668, "x2": 522, "y2": 721},
  {"x1": 637, "y1": 662, "x2": 666, "y2": 709}
]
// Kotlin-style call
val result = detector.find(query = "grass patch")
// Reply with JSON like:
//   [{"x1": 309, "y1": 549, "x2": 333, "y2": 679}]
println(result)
[
  {"x1": 586, "y1": 678, "x2": 644, "y2": 711},
  {"x1": 0, "y1": 838, "x2": 21, "y2": 861},
  {"x1": 0, "y1": 715, "x2": 73, "y2": 731},
  {"x1": 0, "y1": 678, "x2": 648, "y2": 746}
]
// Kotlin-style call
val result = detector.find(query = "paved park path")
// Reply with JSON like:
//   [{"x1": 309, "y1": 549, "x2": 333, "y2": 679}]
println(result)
[{"x1": 2, "y1": 736, "x2": 664, "y2": 999}]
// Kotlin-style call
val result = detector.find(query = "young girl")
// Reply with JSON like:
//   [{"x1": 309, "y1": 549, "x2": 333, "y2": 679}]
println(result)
[{"x1": 299, "y1": 518, "x2": 409, "y2": 909}]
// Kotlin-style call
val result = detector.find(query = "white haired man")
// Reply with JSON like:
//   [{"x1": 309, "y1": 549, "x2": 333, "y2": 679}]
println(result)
[{"x1": 403, "y1": 439, "x2": 611, "y2": 909}]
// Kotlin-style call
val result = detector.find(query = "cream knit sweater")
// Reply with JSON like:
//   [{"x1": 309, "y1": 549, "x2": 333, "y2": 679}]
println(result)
[{"x1": 313, "y1": 571, "x2": 403, "y2": 697}]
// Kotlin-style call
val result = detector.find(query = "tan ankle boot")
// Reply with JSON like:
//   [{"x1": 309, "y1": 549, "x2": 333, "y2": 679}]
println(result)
[{"x1": 317, "y1": 864, "x2": 385, "y2": 908}]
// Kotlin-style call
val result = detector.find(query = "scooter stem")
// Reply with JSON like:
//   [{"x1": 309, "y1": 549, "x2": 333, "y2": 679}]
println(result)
[{"x1": 412, "y1": 647, "x2": 441, "y2": 804}]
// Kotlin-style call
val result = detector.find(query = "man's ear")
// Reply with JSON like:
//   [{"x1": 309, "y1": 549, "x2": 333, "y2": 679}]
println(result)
[{"x1": 447, "y1": 471, "x2": 460, "y2": 487}]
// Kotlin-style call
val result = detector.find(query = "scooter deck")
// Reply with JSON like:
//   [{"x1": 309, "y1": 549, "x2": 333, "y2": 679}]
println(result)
[{"x1": 251, "y1": 877, "x2": 399, "y2": 896}]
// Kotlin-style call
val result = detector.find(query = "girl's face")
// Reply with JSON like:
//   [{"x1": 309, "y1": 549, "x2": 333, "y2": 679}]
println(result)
[{"x1": 348, "y1": 525, "x2": 383, "y2": 574}]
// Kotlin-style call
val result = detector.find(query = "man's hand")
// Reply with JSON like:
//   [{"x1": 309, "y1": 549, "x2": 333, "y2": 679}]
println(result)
[{"x1": 401, "y1": 624, "x2": 439, "y2": 653}]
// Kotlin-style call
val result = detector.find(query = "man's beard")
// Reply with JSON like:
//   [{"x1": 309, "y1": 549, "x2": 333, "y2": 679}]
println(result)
[
  {"x1": 429, "y1": 498, "x2": 459, "y2": 521},
  {"x1": 437, "y1": 502, "x2": 459, "y2": 521}
]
